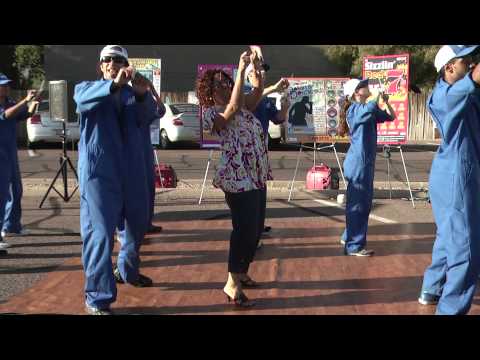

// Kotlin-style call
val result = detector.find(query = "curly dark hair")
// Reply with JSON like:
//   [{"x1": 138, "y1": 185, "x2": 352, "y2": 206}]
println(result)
[
  {"x1": 196, "y1": 69, "x2": 234, "y2": 107},
  {"x1": 338, "y1": 96, "x2": 352, "y2": 137}
]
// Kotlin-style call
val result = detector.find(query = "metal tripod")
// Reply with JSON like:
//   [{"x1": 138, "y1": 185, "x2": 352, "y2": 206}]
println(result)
[
  {"x1": 382, "y1": 145, "x2": 415, "y2": 208},
  {"x1": 39, "y1": 122, "x2": 79, "y2": 208}
]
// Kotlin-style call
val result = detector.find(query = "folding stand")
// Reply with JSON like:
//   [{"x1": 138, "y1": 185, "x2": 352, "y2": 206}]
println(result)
[
  {"x1": 39, "y1": 122, "x2": 79, "y2": 208},
  {"x1": 198, "y1": 149, "x2": 215, "y2": 205},
  {"x1": 288, "y1": 142, "x2": 347, "y2": 202},
  {"x1": 382, "y1": 144, "x2": 416, "y2": 208}
]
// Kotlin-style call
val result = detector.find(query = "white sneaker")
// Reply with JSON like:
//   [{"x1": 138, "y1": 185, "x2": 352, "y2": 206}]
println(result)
[
  {"x1": 85, "y1": 303, "x2": 113, "y2": 315},
  {"x1": 1, "y1": 229, "x2": 29, "y2": 238},
  {"x1": 257, "y1": 239, "x2": 263, "y2": 249},
  {"x1": 0, "y1": 241, "x2": 10, "y2": 250}
]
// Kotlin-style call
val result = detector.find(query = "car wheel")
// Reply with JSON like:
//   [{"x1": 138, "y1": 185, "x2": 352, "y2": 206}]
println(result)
[
  {"x1": 27, "y1": 139, "x2": 39, "y2": 150},
  {"x1": 160, "y1": 130, "x2": 172, "y2": 149}
]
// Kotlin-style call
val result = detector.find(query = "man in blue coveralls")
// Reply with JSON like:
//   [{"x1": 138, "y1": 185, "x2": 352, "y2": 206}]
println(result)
[
  {"x1": 142, "y1": 88, "x2": 165, "y2": 235},
  {"x1": 74, "y1": 45, "x2": 158, "y2": 315},
  {"x1": 0, "y1": 73, "x2": 37, "y2": 252},
  {"x1": 115, "y1": 88, "x2": 165, "y2": 250},
  {"x1": 418, "y1": 45, "x2": 480, "y2": 315},
  {"x1": 245, "y1": 62, "x2": 290, "y2": 249}
]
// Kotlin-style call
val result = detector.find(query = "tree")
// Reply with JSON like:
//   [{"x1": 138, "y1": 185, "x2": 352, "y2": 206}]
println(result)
[
  {"x1": 13, "y1": 45, "x2": 45, "y2": 89},
  {"x1": 0, "y1": 46, "x2": 19, "y2": 86},
  {"x1": 324, "y1": 45, "x2": 440, "y2": 91}
]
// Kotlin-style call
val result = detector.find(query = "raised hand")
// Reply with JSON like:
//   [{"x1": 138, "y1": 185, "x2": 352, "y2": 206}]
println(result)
[
  {"x1": 238, "y1": 51, "x2": 251, "y2": 73},
  {"x1": 250, "y1": 49, "x2": 261, "y2": 71},
  {"x1": 275, "y1": 78, "x2": 290, "y2": 93},
  {"x1": 131, "y1": 71, "x2": 152, "y2": 96},
  {"x1": 114, "y1": 67, "x2": 133, "y2": 87},
  {"x1": 25, "y1": 90, "x2": 38, "y2": 102}
]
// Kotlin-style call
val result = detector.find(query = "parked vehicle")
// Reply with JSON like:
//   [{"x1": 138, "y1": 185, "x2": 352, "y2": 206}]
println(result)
[
  {"x1": 159, "y1": 103, "x2": 200, "y2": 149},
  {"x1": 26, "y1": 100, "x2": 80, "y2": 147}
]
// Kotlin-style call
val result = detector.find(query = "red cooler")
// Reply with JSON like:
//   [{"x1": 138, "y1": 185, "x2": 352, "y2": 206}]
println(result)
[{"x1": 155, "y1": 164, "x2": 178, "y2": 188}]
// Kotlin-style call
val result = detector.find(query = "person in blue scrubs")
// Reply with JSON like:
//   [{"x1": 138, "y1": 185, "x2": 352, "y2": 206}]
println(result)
[
  {"x1": 418, "y1": 45, "x2": 480, "y2": 315},
  {"x1": 0, "y1": 73, "x2": 37, "y2": 252},
  {"x1": 245, "y1": 63, "x2": 290, "y2": 249},
  {"x1": 143, "y1": 90, "x2": 165, "y2": 235},
  {"x1": 74, "y1": 45, "x2": 158, "y2": 315},
  {"x1": 2, "y1": 178, "x2": 25, "y2": 238},
  {"x1": 338, "y1": 78, "x2": 395, "y2": 257},
  {"x1": 116, "y1": 89, "x2": 165, "y2": 246}
]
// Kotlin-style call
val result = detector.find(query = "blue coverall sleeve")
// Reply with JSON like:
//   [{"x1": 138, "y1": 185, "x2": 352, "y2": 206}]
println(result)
[
  {"x1": 157, "y1": 102, "x2": 166, "y2": 119},
  {"x1": 443, "y1": 74, "x2": 480, "y2": 113},
  {"x1": 374, "y1": 106, "x2": 394, "y2": 124},
  {"x1": 0, "y1": 109, "x2": 7, "y2": 122},
  {"x1": 74, "y1": 80, "x2": 115, "y2": 113},
  {"x1": 0, "y1": 103, "x2": 29, "y2": 122},
  {"x1": 354, "y1": 101, "x2": 378, "y2": 124},
  {"x1": 268, "y1": 103, "x2": 283, "y2": 125},
  {"x1": 429, "y1": 75, "x2": 480, "y2": 141},
  {"x1": 14, "y1": 105, "x2": 30, "y2": 122},
  {"x1": 136, "y1": 92, "x2": 159, "y2": 127}
]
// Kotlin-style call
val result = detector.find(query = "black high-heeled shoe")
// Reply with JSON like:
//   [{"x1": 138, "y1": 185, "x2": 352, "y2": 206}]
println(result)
[
  {"x1": 240, "y1": 277, "x2": 261, "y2": 288},
  {"x1": 223, "y1": 291, "x2": 256, "y2": 308}
]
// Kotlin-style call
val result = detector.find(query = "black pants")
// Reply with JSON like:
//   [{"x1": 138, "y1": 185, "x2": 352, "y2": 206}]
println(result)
[
  {"x1": 257, "y1": 186, "x2": 267, "y2": 247},
  {"x1": 225, "y1": 189, "x2": 261, "y2": 274}
]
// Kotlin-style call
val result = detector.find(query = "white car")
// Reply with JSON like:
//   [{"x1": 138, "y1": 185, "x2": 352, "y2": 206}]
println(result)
[
  {"x1": 159, "y1": 103, "x2": 201, "y2": 149},
  {"x1": 26, "y1": 100, "x2": 80, "y2": 146}
]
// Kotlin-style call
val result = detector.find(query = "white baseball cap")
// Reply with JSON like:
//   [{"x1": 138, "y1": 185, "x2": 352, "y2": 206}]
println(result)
[
  {"x1": 99, "y1": 45, "x2": 129, "y2": 62},
  {"x1": 343, "y1": 78, "x2": 369, "y2": 98},
  {"x1": 434, "y1": 45, "x2": 479, "y2": 72}
]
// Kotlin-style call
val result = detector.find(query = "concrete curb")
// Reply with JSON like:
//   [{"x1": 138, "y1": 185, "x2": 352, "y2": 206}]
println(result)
[{"x1": 21, "y1": 178, "x2": 429, "y2": 194}]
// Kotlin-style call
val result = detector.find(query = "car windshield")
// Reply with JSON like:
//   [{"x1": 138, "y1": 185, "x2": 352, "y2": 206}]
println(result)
[
  {"x1": 170, "y1": 104, "x2": 198, "y2": 115},
  {"x1": 38, "y1": 101, "x2": 49, "y2": 112}
]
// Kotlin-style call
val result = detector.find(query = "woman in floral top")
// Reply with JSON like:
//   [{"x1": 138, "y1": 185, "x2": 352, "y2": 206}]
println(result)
[{"x1": 196, "y1": 50, "x2": 269, "y2": 308}]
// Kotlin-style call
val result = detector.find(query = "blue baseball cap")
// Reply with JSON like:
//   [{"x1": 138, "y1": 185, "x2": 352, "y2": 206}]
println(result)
[
  {"x1": 434, "y1": 45, "x2": 480, "y2": 72},
  {"x1": 0, "y1": 73, "x2": 12, "y2": 85}
]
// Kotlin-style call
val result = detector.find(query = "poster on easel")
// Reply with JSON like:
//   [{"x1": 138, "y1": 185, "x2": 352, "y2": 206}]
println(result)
[
  {"x1": 285, "y1": 78, "x2": 350, "y2": 144},
  {"x1": 197, "y1": 64, "x2": 238, "y2": 149},
  {"x1": 129, "y1": 58, "x2": 162, "y2": 145},
  {"x1": 363, "y1": 53, "x2": 410, "y2": 145}
]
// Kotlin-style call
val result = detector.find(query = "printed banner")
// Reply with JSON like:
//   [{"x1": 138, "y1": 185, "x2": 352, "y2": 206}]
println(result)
[
  {"x1": 363, "y1": 53, "x2": 410, "y2": 145},
  {"x1": 285, "y1": 78, "x2": 350, "y2": 143},
  {"x1": 129, "y1": 58, "x2": 162, "y2": 145},
  {"x1": 198, "y1": 64, "x2": 238, "y2": 149}
]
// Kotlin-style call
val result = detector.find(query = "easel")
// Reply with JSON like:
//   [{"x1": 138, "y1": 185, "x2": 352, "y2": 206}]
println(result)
[
  {"x1": 288, "y1": 141, "x2": 347, "y2": 202},
  {"x1": 381, "y1": 144, "x2": 416, "y2": 208},
  {"x1": 198, "y1": 149, "x2": 216, "y2": 205}
]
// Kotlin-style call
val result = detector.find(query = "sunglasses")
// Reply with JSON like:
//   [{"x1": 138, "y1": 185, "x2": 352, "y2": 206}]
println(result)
[{"x1": 102, "y1": 56, "x2": 128, "y2": 65}]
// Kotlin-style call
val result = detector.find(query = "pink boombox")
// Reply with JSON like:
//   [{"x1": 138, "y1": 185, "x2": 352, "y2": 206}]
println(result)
[{"x1": 306, "y1": 164, "x2": 339, "y2": 190}]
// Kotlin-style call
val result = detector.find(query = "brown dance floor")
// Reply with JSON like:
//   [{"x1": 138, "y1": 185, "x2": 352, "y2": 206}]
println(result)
[{"x1": 2, "y1": 209, "x2": 480, "y2": 315}]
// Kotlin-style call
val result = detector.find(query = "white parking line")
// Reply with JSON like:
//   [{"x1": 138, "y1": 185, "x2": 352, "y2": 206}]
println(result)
[{"x1": 313, "y1": 199, "x2": 398, "y2": 224}]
